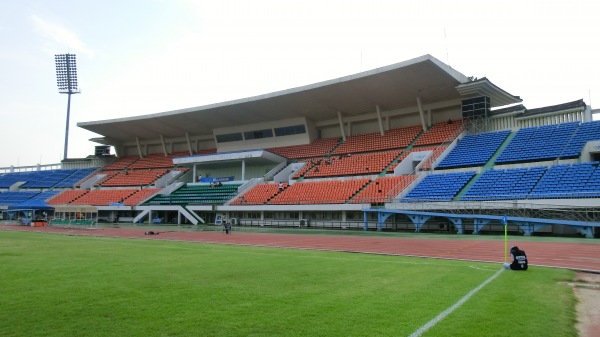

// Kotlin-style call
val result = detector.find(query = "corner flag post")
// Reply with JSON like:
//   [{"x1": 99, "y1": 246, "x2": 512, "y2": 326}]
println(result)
[{"x1": 502, "y1": 215, "x2": 508, "y2": 263}]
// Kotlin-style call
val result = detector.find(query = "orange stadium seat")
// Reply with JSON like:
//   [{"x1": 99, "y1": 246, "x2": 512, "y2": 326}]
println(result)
[
  {"x1": 47, "y1": 190, "x2": 90, "y2": 205},
  {"x1": 301, "y1": 150, "x2": 402, "y2": 178},
  {"x1": 101, "y1": 156, "x2": 140, "y2": 171},
  {"x1": 124, "y1": 188, "x2": 161, "y2": 206},
  {"x1": 269, "y1": 179, "x2": 369, "y2": 204},
  {"x1": 69, "y1": 189, "x2": 138, "y2": 206},
  {"x1": 413, "y1": 119, "x2": 464, "y2": 146},
  {"x1": 351, "y1": 175, "x2": 417, "y2": 203},
  {"x1": 332, "y1": 125, "x2": 422, "y2": 155},
  {"x1": 99, "y1": 169, "x2": 169, "y2": 187},
  {"x1": 231, "y1": 183, "x2": 288, "y2": 205}
]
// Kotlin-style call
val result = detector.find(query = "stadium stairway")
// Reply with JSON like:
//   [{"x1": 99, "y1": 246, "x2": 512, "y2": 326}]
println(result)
[
  {"x1": 454, "y1": 170, "x2": 482, "y2": 201},
  {"x1": 486, "y1": 130, "x2": 516, "y2": 170},
  {"x1": 453, "y1": 131, "x2": 517, "y2": 201}
]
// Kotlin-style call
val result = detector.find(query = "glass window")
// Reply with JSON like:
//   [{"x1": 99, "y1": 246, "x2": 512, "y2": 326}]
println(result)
[
  {"x1": 244, "y1": 129, "x2": 273, "y2": 140},
  {"x1": 216, "y1": 133, "x2": 243, "y2": 143},
  {"x1": 274, "y1": 124, "x2": 307, "y2": 136}
]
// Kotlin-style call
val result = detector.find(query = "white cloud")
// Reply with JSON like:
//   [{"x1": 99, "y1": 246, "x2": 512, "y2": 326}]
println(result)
[{"x1": 30, "y1": 14, "x2": 93, "y2": 57}]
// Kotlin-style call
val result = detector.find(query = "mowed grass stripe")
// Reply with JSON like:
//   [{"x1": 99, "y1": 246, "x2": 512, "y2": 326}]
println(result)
[{"x1": 0, "y1": 231, "x2": 576, "y2": 337}]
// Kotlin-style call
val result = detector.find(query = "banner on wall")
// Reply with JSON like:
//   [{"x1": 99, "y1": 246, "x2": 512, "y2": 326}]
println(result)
[{"x1": 200, "y1": 176, "x2": 234, "y2": 183}]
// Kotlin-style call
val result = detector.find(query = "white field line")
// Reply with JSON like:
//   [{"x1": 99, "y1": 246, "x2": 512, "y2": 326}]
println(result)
[{"x1": 407, "y1": 268, "x2": 505, "y2": 337}]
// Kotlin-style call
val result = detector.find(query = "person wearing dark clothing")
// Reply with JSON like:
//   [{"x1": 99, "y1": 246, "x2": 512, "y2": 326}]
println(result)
[
  {"x1": 503, "y1": 246, "x2": 528, "y2": 270},
  {"x1": 224, "y1": 222, "x2": 232, "y2": 234}
]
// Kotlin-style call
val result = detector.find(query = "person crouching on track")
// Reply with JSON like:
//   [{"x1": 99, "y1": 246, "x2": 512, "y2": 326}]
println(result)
[{"x1": 503, "y1": 246, "x2": 528, "y2": 270}]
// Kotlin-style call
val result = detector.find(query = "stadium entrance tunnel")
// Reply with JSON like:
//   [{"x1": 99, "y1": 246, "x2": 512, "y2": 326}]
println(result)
[{"x1": 362, "y1": 209, "x2": 600, "y2": 238}]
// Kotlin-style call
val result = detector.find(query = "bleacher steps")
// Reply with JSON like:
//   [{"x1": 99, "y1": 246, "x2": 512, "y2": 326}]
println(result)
[
  {"x1": 454, "y1": 170, "x2": 483, "y2": 201},
  {"x1": 484, "y1": 130, "x2": 516, "y2": 170}
]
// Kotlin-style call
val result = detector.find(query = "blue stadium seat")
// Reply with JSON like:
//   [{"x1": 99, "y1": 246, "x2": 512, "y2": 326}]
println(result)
[
  {"x1": 560, "y1": 121, "x2": 600, "y2": 158},
  {"x1": 529, "y1": 162, "x2": 600, "y2": 199},
  {"x1": 404, "y1": 171, "x2": 476, "y2": 201},
  {"x1": 462, "y1": 166, "x2": 546, "y2": 201},
  {"x1": 437, "y1": 130, "x2": 511, "y2": 169},
  {"x1": 496, "y1": 123, "x2": 579, "y2": 164}
]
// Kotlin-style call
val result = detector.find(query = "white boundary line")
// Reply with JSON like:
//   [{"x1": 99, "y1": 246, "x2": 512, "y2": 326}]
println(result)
[{"x1": 407, "y1": 268, "x2": 505, "y2": 337}]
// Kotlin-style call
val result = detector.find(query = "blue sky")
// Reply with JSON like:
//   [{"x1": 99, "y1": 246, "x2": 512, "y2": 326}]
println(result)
[{"x1": 1, "y1": 0, "x2": 599, "y2": 168}]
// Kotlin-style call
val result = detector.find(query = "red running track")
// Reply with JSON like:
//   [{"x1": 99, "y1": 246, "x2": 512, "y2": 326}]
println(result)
[{"x1": 2, "y1": 224, "x2": 600, "y2": 273}]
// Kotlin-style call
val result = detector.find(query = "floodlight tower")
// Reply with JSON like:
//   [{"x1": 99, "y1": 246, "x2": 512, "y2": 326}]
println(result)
[{"x1": 55, "y1": 53, "x2": 80, "y2": 161}]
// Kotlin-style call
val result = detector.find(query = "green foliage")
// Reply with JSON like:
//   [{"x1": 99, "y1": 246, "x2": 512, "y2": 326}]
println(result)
[{"x1": 0, "y1": 231, "x2": 576, "y2": 337}]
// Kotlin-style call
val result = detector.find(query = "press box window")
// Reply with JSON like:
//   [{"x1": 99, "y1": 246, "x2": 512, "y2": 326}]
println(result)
[
  {"x1": 274, "y1": 124, "x2": 306, "y2": 136},
  {"x1": 244, "y1": 129, "x2": 273, "y2": 140},
  {"x1": 216, "y1": 133, "x2": 243, "y2": 143}
]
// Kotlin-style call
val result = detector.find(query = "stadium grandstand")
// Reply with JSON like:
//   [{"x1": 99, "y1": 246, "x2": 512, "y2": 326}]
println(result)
[{"x1": 1, "y1": 54, "x2": 599, "y2": 237}]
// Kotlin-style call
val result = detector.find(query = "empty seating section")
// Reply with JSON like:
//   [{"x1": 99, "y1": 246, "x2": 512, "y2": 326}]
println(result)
[
  {"x1": 55, "y1": 168, "x2": 97, "y2": 188},
  {"x1": 404, "y1": 171, "x2": 476, "y2": 201},
  {"x1": 413, "y1": 120, "x2": 464, "y2": 146},
  {"x1": 100, "y1": 169, "x2": 169, "y2": 187},
  {"x1": 529, "y1": 162, "x2": 600, "y2": 199},
  {"x1": 69, "y1": 189, "x2": 138, "y2": 206},
  {"x1": 411, "y1": 145, "x2": 447, "y2": 171},
  {"x1": 86, "y1": 151, "x2": 202, "y2": 187},
  {"x1": 268, "y1": 138, "x2": 341, "y2": 159},
  {"x1": 20, "y1": 169, "x2": 72, "y2": 188},
  {"x1": 0, "y1": 172, "x2": 34, "y2": 188},
  {"x1": 302, "y1": 150, "x2": 402, "y2": 178},
  {"x1": 89, "y1": 171, "x2": 120, "y2": 186},
  {"x1": 560, "y1": 121, "x2": 600, "y2": 158},
  {"x1": 47, "y1": 190, "x2": 90, "y2": 205},
  {"x1": 0, "y1": 191, "x2": 40, "y2": 205},
  {"x1": 462, "y1": 167, "x2": 546, "y2": 201},
  {"x1": 437, "y1": 130, "x2": 511, "y2": 169},
  {"x1": 269, "y1": 179, "x2": 370, "y2": 204},
  {"x1": 102, "y1": 156, "x2": 139, "y2": 171},
  {"x1": 332, "y1": 126, "x2": 422, "y2": 155},
  {"x1": 124, "y1": 188, "x2": 161, "y2": 206},
  {"x1": 230, "y1": 183, "x2": 288, "y2": 205},
  {"x1": 496, "y1": 123, "x2": 579, "y2": 164},
  {"x1": 31, "y1": 190, "x2": 60, "y2": 201},
  {"x1": 0, "y1": 168, "x2": 97, "y2": 189},
  {"x1": 146, "y1": 183, "x2": 242, "y2": 205},
  {"x1": 0, "y1": 190, "x2": 58, "y2": 206},
  {"x1": 293, "y1": 159, "x2": 321, "y2": 179},
  {"x1": 351, "y1": 175, "x2": 417, "y2": 203},
  {"x1": 128, "y1": 152, "x2": 190, "y2": 169}
]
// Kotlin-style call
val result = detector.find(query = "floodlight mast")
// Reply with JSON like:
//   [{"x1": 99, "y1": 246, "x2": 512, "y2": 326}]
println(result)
[{"x1": 55, "y1": 54, "x2": 80, "y2": 161}]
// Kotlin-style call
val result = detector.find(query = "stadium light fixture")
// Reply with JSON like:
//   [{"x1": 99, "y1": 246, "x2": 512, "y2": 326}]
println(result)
[{"x1": 55, "y1": 53, "x2": 81, "y2": 161}]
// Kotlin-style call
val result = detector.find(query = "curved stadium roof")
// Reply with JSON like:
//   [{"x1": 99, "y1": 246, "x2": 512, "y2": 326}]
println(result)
[{"x1": 78, "y1": 54, "x2": 521, "y2": 145}]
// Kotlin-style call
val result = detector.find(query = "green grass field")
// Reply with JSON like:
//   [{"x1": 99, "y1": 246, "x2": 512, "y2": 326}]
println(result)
[{"x1": 0, "y1": 231, "x2": 577, "y2": 337}]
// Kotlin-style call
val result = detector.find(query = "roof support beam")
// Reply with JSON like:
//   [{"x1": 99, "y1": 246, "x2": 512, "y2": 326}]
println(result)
[
  {"x1": 241, "y1": 159, "x2": 246, "y2": 180},
  {"x1": 376, "y1": 105, "x2": 384, "y2": 135},
  {"x1": 416, "y1": 97, "x2": 427, "y2": 131},
  {"x1": 159, "y1": 134, "x2": 167, "y2": 156},
  {"x1": 315, "y1": 98, "x2": 462, "y2": 128},
  {"x1": 427, "y1": 109, "x2": 432, "y2": 128},
  {"x1": 337, "y1": 111, "x2": 346, "y2": 141},
  {"x1": 185, "y1": 132, "x2": 193, "y2": 156},
  {"x1": 135, "y1": 137, "x2": 143, "y2": 158}
]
